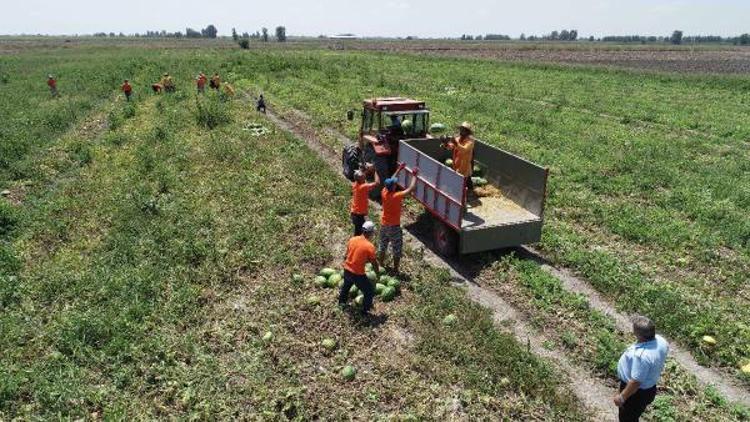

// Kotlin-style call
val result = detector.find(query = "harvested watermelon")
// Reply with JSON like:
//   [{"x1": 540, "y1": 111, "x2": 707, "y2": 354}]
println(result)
[
  {"x1": 401, "y1": 119, "x2": 413, "y2": 132},
  {"x1": 292, "y1": 274, "x2": 303, "y2": 284},
  {"x1": 321, "y1": 338, "x2": 337, "y2": 351},
  {"x1": 443, "y1": 314, "x2": 458, "y2": 325},
  {"x1": 366, "y1": 271, "x2": 377, "y2": 281},
  {"x1": 471, "y1": 177, "x2": 488, "y2": 187},
  {"x1": 354, "y1": 295, "x2": 364, "y2": 306},
  {"x1": 320, "y1": 268, "x2": 336, "y2": 277},
  {"x1": 349, "y1": 285, "x2": 359, "y2": 298},
  {"x1": 430, "y1": 123, "x2": 447, "y2": 135},
  {"x1": 375, "y1": 283, "x2": 387, "y2": 295},
  {"x1": 341, "y1": 365, "x2": 356, "y2": 381},
  {"x1": 386, "y1": 278, "x2": 400, "y2": 290},
  {"x1": 306, "y1": 295, "x2": 321, "y2": 306},
  {"x1": 329, "y1": 273, "x2": 343, "y2": 284},
  {"x1": 262, "y1": 331, "x2": 274, "y2": 342},
  {"x1": 445, "y1": 158, "x2": 453, "y2": 167},
  {"x1": 381, "y1": 286, "x2": 396, "y2": 302},
  {"x1": 314, "y1": 276, "x2": 328, "y2": 287},
  {"x1": 473, "y1": 165, "x2": 483, "y2": 176}
]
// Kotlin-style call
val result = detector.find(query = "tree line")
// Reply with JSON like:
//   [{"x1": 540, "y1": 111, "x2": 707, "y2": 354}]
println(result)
[
  {"x1": 91, "y1": 24, "x2": 289, "y2": 44},
  {"x1": 457, "y1": 29, "x2": 750, "y2": 45}
]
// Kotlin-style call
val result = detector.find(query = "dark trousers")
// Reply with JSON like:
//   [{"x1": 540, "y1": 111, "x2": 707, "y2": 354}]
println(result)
[
  {"x1": 338, "y1": 270, "x2": 375, "y2": 313},
  {"x1": 619, "y1": 382, "x2": 657, "y2": 422},
  {"x1": 351, "y1": 213, "x2": 366, "y2": 236},
  {"x1": 124, "y1": 92, "x2": 131, "y2": 101}
]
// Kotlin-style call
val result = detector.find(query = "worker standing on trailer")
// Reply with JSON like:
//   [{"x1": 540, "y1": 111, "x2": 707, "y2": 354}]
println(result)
[
  {"x1": 47, "y1": 75, "x2": 58, "y2": 97},
  {"x1": 338, "y1": 221, "x2": 379, "y2": 316},
  {"x1": 614, "y1": 315, "x2": 669, "y2": 422},
  {"x1": 444, "y1": 121, "x2": 476, "y2": 189},
  {"x1": 210, "y1": 73, "x2": 221, "y2": 90},
  {"x1": 378, "y1": 163, "x2": 418, "y2": 274},
  {"x1": 196, "y1": 73, "x2": 207, "y2": 94},
  {"x1": 121, "y1": 79, "x2": 132, "y2": 101},
  {"x1": 350, "y1": 165, "x2": 380, "y2": 236}
]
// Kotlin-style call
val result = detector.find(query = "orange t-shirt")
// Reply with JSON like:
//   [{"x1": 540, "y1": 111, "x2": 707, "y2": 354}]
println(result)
[
  {"x1": 121, "y1": 83, "x2": 132, "y2": 93},
  {"x1": 381, "y1": 188, "x2": 408, "y2": 226},
  {"x1": 350, "y1": 181, "x2": 376, "y2": 215},
  {"x1": 450, "y1": 136, "x2": 475, "y2": 177},
  {"x1": 343, "y1": 235, "x2": 376, "y2": 275}
]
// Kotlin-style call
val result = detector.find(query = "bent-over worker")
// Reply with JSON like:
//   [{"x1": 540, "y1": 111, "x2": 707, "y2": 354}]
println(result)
[
  {"x1": 338, "y1": 221, "x2": 379, "y2": 316},
  {"x1": 210, "y1": 73, "x2": 221, "y2": 90},
  {"x1": 47, "y1": 75, "x2": 57, "y2": 97},
  {"x1": 378, "y1": 163, "x2": 418, "y2": 274},
  {"x1": 161, "y1": 73, "x2": 175, "y2": 93},
  {"x1": 614, "y1": 315, "x2": 669, "y2": 422},
  {"x1": 121, "y1": 79, "x2": 132, "y2": 101},
  {"x1": 196, "y1": 73, "x2": 207, "y2": 93}
]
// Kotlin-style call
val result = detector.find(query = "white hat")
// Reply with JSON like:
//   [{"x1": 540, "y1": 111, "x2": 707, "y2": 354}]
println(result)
[{"x1": 362, "y1": 221, "x2": 376, "y2": 233}]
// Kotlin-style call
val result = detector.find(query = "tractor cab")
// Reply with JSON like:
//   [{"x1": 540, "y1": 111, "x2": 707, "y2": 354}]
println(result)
[{"x1": 342, "y1": 98, "x2": 430, "y2": 196}]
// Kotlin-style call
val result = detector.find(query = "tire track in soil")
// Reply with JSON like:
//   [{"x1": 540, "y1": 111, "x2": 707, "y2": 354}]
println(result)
[
  {"x1": 242, "y1": 93, "x2": 750, "y2": 408},
  {"x1": 240, "y1": 92, "x2": 616, "y2": 420}
]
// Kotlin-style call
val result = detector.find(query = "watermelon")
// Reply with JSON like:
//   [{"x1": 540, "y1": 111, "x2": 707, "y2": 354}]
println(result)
[
  {"x1": 430, "y1": 123, "x2": 447, "y2": 135},
  {"x1": 401, "y1": 119, "x2": 413, "y2": 132},
  {"x1": 444, "y1": 159, "x2": 453, "y2": 167},
  {"x1": 742, "y1": 363, "x2": 750, "y2": 375},
  {"x1": 354, "y1": 295, "x2": 364, "y2": 306},
  {"x1": 381, "y1": 286, "x2": 396, "y2": 302},
  {"x1": 365, "y1": 262, "x2": 373, "y2": 272},
  {"x1": 320, "y1": 268, "x2": 336, "y2": 277},
  {"x1": 292, "y1": 274, "x2": 304, "y2": 284},
  {"x1": 471, "y1": 177, "x2": 488, "y2": 187},
  {"x1": 349, "y1": 285, "x2": 359, "y2": 298},
  {"x1": 473, "y1": 165, "x2": 483, "y2": 176},
  {"x1": 379, "y1": 275, "x2": 389, "y2": 283},
  {"x1": 262, "y1": 331, "x2": 274, "y2": 342},
  {"x1": 321, "y1": 338, "x2": 337, "y2": 351},
  {"x1": 375, "y1": 283, "x2": 387, "y2": 295},
  {"x1": 314, "y1": 276, "x2": 328, "y2": 287},
  {"x1": 325, "y1": 277, "x2": 339, "y2": 289},
  {"x1": 387, "y1": 278, "x2": 400, "y2": 290},
  {"x1": 366, "y1": 271, "x2": 377, "y2": 281},
  {"x1": 702, "y1": 335, "x2": 717, "y2": 346},
  {"x1": 306, "y1": 295, "x2": 321, "y2": 306},
  {"x1": 329, "y1": 273, "x2": 343, "y2": 284},
  {"x1": 341, "y1": 365, "x2": 356, "y2": 381},
  {"x1": 443, "y1": 314, "x2": 458, "y2": 326}
]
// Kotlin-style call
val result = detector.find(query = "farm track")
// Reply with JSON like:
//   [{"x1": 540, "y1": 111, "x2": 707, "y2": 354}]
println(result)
[
  {"x1": 244, "y1": 93, "x2": 616, "y2": 419},
  {"x1": 240, "y1": 91, "x2": 750, "y2": 410}
]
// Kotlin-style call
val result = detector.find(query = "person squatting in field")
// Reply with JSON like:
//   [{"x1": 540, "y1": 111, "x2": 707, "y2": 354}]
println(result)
[
  {"x1": 444, "y1": 121, "x2": 476, "y2": 190},
  {"x1": 338, "y1": 221, "x2": 379, "y2": 316},
  {"x1": 614, "y1": 315, "x2": 669, "y2": 422},
  {"x1": 350, "y1": 164, "x2": 379, "y2": 236},
  {"x1": 378, "y1": 163, "x2": 418, "y2": 274},
  {"x1": 47, "y1": 75, "x2": 57, "y2": 97},
  {"x1": 121, "y1": 79, "x2": 132, "y2": 101}
]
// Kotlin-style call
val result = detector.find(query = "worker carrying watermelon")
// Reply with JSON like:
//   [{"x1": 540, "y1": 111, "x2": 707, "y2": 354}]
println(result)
[
  {"x1": 47, "y1": 75, "x2": 58, "y2": 97},
  {"x1": 196, "y1": 73, "x2": 207, "y2": 94},
  {"x1": 444, "y1": 122, "x2": 476, "y2": 189},
  {"x1": 338, "y1": 221, "x2": 380, "y2": 316},
  {"x1": 378, "y1": 163, "x2": 418, "y2": 274},
  {"x1": 350, "y1": 165, "x2": 380, "y2": 236},
  {"x1": 121, "y1": 79, "x2": 132, "y2": 101}
]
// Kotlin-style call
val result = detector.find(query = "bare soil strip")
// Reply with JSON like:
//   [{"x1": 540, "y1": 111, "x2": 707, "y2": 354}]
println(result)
[{"x1": 253, "y1": 98, "x2": 617, "y2": 419}]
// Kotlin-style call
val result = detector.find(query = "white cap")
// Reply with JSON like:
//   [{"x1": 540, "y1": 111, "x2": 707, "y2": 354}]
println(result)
[{"x1": 362, "y1": 221, "x2": 376, "y2": 233}]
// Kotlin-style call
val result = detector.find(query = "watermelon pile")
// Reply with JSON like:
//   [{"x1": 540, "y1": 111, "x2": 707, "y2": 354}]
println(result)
[
  {"x1": 314, "y1": 263, "x2": 403, "y2": 304},
  {"x1": 471, "y1": 177, "x2": 488, "y2": 187}
]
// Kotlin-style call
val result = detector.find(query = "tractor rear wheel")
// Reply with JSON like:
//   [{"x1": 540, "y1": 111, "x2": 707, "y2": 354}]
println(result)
[
  {"x1": 342, "y1": 144, "x2": 361, "y2": 181},
  {"x1": 433, "y1": 219, "x2": 458, "y2": 257}
]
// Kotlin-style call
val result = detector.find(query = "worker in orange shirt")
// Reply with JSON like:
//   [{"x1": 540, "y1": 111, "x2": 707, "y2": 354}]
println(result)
[
  {"x1": 47, "y1": 75, "x2": 58, "y2": 97},
  {"x1": 378, "y1": 163, "x2": 418, "y2": 273},
  {"x1": 444, "y1": 121, "x2": 476, "y2": 189},
  {"x1": 196, "y1": 73, "x2": 207, "y2": 94},
  {"x1": 209, "y1": 73, "x2": 221, "y2": 90},
  {"x1": 350, "y1": 164, "x2": 380, "y2": 236},
  {"x1": 338, "y1": 221, "x2": 380, "y2": 315},
  {"x1": 121, "y1": 79, "x2": 132, "y2": 101}
]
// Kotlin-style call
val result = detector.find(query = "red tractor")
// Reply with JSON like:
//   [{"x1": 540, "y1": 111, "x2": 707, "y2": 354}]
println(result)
[{"x1": 342, "y1": 97, "x2": 431, "y2": 198}]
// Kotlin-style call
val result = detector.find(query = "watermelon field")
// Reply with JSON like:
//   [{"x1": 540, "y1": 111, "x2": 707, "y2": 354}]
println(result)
[{"x1": 1, "y1": 40, "x2": 749, "y2": 420}]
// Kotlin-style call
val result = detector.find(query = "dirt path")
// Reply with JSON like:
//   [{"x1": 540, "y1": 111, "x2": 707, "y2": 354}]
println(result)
[{"x1": 251, "y1": 97, "x2": 617, "y2": 420}]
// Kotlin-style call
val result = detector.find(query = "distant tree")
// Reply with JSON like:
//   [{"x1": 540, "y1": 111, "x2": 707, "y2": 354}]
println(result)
[
  {"x1": 238, "y1": 38, "x2": 250, "y2": 49},
  {"x1": 550, "y1": 30, "x2": 559, "y2": 41},
  {"x1": 740, "y1": 33, "x2": 750, "y2": 45},
  {"x1": 232, "y1": 28, "x2": 239, "y2": 41},
  {"x1": 670, "y1": 30, "x2": 683, "y2": 45},
  {"x1": 118, "y1": 32, "x2": 125, "y2": 37},
  {"x1": 589, "y1": 35, "x2": 595, "y2": 42},
  {"x1": 275, "y1": 26, "x2": 287, "y2": 42},
  {"x1": 560, "y1": 30, "x2": 570, "y2": 41},
  {"x1": 242, "y1": 32, "x2": 250, "y2": 38},
  {"x1": 202, "y1": 24, "x2": 218, "y2": 39},
  {"x1": 520, "y1": 33, "x2": 526, "y2": 41},
  {"x1": 570, "y1": 30, "x2": 578, "y2": 41},
  {"x1": 262, "y1": 27, "x2": 269, "y2": 42},
  {"x1": 186, "y1": 28, "x2": 201, "y2": 38},
  {"x1": 475, "y1": 35, "x2": 483, "y2": 41}
]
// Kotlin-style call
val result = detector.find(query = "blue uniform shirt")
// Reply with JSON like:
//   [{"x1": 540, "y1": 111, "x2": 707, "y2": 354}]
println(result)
[{"x1": 617, "y1": 334, "x2": 669, "y2": 389}]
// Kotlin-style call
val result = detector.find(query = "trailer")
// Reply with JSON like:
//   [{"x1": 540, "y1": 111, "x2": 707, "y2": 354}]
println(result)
[{"x1": 396, "y1": 138, "x2": 548, "y2": 255}]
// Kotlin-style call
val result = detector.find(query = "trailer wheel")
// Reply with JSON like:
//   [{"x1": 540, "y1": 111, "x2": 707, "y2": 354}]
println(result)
[
  {"x1": 342, "y1": 144, "x2": 361, "y2": 182},
  {"x1": 433, "y1": 219, "x2": 458, "y2": 257}
]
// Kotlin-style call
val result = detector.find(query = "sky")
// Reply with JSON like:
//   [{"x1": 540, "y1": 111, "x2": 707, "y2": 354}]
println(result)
[{"x1": 2, "y1": 0, "x2": 748, "y2": 38}]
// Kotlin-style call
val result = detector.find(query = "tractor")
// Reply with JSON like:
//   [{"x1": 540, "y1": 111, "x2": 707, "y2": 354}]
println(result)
[{"x1": 342, "y1": 97, "x2": 431, "y2": 198}]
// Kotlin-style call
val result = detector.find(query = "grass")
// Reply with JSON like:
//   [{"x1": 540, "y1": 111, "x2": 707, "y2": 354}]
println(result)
[
  {"x1": 0, "y1": 46, "x2": 585, "y2": 419},
  {"x1": 222, "y1": 49, "x2": 750, "y2": 382}
]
